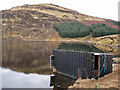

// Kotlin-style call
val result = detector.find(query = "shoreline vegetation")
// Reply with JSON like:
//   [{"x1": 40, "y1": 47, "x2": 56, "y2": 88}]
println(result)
[
  {"x1": 2, "y1": 34, "x2": 119, "y2": 56},
  {"x1": 2, "y1": 34, "x2": 119, "y2": 47}
]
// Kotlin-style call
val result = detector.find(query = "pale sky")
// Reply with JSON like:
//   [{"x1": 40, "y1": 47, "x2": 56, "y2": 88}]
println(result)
[{"x1": 0, "y1": 0, "x2": 119, "y2": 21}]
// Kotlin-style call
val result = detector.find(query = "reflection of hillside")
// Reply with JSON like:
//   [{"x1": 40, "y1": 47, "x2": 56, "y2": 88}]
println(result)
[
  {"x1": 2, "y1": 41, "x2": 105, "y2": 74},
  {"x1": 2, "y1": 40, "x2": 60, "y2": 74},
  {"x1": 58, "y1": 43, "x2": 104, "y2": 53}
]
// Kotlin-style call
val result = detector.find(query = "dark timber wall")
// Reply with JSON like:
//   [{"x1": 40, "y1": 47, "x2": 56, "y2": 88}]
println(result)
[
  {"x1": 99, "y1": 55, "x2": 112, "y2": 77},
  {"x1": 51, "y1": 49, "x2": 112, "y2": 79}
]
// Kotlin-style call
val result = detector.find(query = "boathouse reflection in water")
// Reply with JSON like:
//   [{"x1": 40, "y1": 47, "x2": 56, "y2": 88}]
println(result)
[{"x1": 50, "y1": 73, "x2": 75, "y2": 89}]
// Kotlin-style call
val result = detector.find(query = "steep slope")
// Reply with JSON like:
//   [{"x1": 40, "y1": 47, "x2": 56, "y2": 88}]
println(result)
[
  {"x1": 1, "y1": 3, "x2": 119, "y2": 41},
  {"x1": 1, "y1": 3, "x2": 105, "y2": 40}
]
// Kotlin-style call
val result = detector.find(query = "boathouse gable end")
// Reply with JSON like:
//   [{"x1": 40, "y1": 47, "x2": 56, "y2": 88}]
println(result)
[{"x1": 50, "y1": 49, "x2": 112, "y2": 79}]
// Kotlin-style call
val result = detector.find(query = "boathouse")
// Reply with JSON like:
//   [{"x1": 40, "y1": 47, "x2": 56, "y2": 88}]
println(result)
[{"x1": 50, "y1": 49, "x2": 112, "y2": 79}]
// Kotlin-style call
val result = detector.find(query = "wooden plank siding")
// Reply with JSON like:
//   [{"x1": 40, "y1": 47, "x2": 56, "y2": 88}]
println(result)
[{"x1": 52, "y1": 49, "x2": 112, "y2": 79}]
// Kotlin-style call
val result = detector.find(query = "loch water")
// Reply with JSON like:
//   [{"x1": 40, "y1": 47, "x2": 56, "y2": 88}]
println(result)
[{"x1": 2, "y1": 40, "x2": 104, "y2": 89}]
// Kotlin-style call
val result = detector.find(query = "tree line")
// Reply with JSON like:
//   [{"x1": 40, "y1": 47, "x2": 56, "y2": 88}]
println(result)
[{"x1": 53, "y1": 21, "x2": 120, "y2": 38}]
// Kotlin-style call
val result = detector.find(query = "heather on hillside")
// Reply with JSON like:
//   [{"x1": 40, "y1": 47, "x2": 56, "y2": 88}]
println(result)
[{"x1": 54, "y1": 21, "x2": 120, "y2": 38}]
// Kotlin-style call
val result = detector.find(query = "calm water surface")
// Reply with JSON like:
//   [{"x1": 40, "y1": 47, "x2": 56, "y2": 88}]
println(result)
[
  {"x1": 2, "y1": 40, "x2": 104, "y2": 88},
  {"x1": 2, "y1": 67, "x2": 52, "y2": 88}
]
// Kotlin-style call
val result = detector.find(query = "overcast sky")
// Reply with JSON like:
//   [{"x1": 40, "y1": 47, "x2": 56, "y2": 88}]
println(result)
[{"x1": 0, "y1": 0, "x2": 119, "y2": 21}]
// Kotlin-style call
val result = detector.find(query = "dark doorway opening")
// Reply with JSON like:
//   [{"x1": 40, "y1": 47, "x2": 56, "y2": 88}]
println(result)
[{"x1": 94, "y1": 55, "x2": 99, "y2": 70}]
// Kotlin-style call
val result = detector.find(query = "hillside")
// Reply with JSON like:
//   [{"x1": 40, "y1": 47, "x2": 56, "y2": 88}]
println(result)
[
  {"x1": 2, "y1": 3, "x2": 119, "y2": 41},
  {"x1": 92, "y1": 34, "x2": 119, "y2": 55}
]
